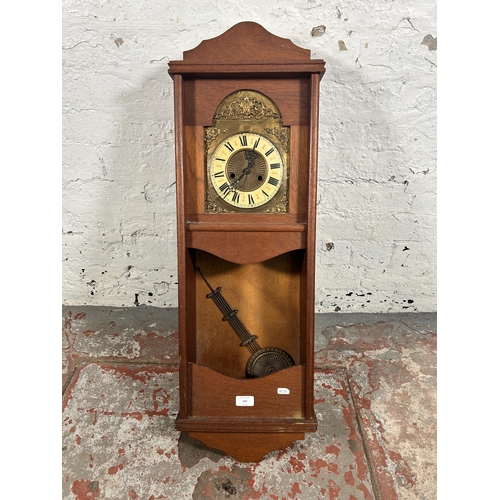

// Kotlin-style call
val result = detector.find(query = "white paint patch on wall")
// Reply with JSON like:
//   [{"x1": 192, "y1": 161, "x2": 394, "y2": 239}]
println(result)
[{"x1": 62, "y1": 0, "x2": 437, "y2": 313}]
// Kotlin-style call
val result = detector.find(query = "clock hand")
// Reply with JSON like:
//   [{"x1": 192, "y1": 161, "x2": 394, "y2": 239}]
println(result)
[
  {"x1": 232, "y1": 158, "x2": 256, "y2": 186},
  {"x1": 230, "y1": 150, "x2": 259, "y2": 189}
]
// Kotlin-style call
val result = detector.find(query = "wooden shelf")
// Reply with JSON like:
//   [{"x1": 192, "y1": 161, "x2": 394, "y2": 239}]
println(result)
[
  {"x1": 186, "y1": 214, "x2": 307, "y2": 232},
  {"x1": 168, "y1": 61, "x2": 326, "y2": 76},
  {"x1": 175, "y1": 417, "x2": 318, "y2": 433},
  {"x1": 187, "y1": 222, "x2": 307, "y2": 232}
]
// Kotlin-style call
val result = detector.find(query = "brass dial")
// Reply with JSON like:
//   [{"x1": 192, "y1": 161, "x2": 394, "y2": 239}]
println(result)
[{"x1": 208, "y1": 132, "x2": 284, "y2": 209}]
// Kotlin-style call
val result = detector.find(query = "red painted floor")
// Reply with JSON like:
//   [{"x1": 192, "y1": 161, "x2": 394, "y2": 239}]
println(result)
[{"x1": 62, "y1": 308, "x2": 436, "y2": 499}]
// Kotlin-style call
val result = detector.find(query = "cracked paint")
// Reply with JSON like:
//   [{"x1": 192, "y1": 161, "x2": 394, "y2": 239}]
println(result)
[
  {"x1": 62, "y1": 310, "x2": 436, "y2": 498},
  {"x1": 316, "y1": 316, "x2": 436, "y2": 499},
  {"x1": 62, "y1": 307, "x2": 179, "y2": 389},
  {"x1": 62, "y1": 365, "x2": 375, "y2": 499}
]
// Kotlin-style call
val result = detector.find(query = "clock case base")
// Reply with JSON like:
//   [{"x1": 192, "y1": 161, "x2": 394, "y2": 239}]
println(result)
[
  {"x1": 185, "y1": 432, "x2": 307, "y2": 463},
  {"x1": 176, "y1": 364, "x2": 317, "y2": 462}
]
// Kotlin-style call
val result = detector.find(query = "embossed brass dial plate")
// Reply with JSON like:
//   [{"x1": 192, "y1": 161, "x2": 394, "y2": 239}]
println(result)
[{"x1": 205, "y1": 90, "x2": 289, "y2": 214}]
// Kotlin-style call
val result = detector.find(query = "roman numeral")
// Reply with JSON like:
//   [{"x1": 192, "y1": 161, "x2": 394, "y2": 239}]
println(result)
[
  {"x1": 253, "y1": 137, "x2": 260, "y2": 149},
  {"x1": 248, "y1": 194, "x2": 255, "y2": 205},
  {"x1": 232, "y1": 191, "x2": 240, "y2": 203},
  {"x1": 225, "y1": 142, "x2": 234, "y2": 152},
  {"x1": 219, "y1": 182, "x2": 231, "y2": 198},
  {"x1": 213, "y1": 171, "x2": 224, "y2": 178},
  {"x1": 215, "y1": 157, "x2": 226, "y2": 162},
  {"x1": 239, "y1": 135, "x2": 247, "y2": 146},
  {"x1": 268, "y1": 177, "x2": 279, "y2": 186},
  {"x1": 265, "y1": 148, "x2": 275, "y2": 156},
  {"x1": 262, "y1": 189, "x2": 270, "y2": 198},
  {"x1": 270, "y1": 163, "x2": 281, "y2": 169}
]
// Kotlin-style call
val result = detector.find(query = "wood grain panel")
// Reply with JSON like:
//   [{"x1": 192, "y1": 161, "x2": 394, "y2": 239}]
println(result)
[
  {"x1": 186, "y1": 213, "x2": 306, "y2": 229},
  {"x1": 187, "y1": 431, "x2": 306, "y2": 463},
  {"x1": 172, "y1": 74, "x2": 189, "y2": 419},
  {"x1": 183, "y1": 78, "x2": 310, "y2": 127},
  {"x1": 186, "y1": 231, "x2": 305, "y2": 264},
  {"x1": 190, "y1": 363, "x2": 304, "y2": 418},
  {"x1": 304, "y1": 73, "x2": 321, "y2": 419},
  {"x1": 181, "y1": 22, "x2": 312, "y2": 63},
  {"x1": 289, "y1": 125, "x2": 311, "y2": 214},
  {"x1": 184, "y1": 126, "x2": 205, "y2": 214}
]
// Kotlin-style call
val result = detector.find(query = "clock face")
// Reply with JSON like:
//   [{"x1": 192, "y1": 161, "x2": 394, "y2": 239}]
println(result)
[{"x1": 208, "y1": 132, "x2": 285, "y2": 209}]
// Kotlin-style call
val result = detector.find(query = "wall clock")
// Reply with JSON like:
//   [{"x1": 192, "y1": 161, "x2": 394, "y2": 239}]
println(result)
[{"x1": 168, "y1": 22, "x2": 325, "y2": 462}]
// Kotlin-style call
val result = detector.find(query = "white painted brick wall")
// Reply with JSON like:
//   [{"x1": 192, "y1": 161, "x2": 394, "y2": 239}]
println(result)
[{"x1": 62, "y1": 0, "x2": 437, "y2": 313}]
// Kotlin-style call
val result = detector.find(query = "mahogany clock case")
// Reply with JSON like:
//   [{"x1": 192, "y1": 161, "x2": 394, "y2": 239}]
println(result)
[{"x1": 168, "y1": 22, "x2": 325, "y2": 461}]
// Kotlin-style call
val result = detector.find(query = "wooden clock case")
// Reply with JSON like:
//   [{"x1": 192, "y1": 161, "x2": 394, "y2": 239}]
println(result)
[{"x1": 168, "y1": 22, "x2": 325, "y2": 462}]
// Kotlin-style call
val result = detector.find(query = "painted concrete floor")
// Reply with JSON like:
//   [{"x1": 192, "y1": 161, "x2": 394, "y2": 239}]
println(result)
[{"x1": 62, "y1": 308, "x2": 436, "y2": 499}]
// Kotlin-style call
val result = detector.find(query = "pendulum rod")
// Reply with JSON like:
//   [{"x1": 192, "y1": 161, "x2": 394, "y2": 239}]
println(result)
[{"x1": 196, "y1": 267, "x2": 261, "y2": 354}]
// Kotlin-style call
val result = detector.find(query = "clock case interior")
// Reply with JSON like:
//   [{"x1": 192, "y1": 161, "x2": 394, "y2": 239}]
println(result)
[{"x1": 168, "y1": 22, "x2": 325, "y2": 462}]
